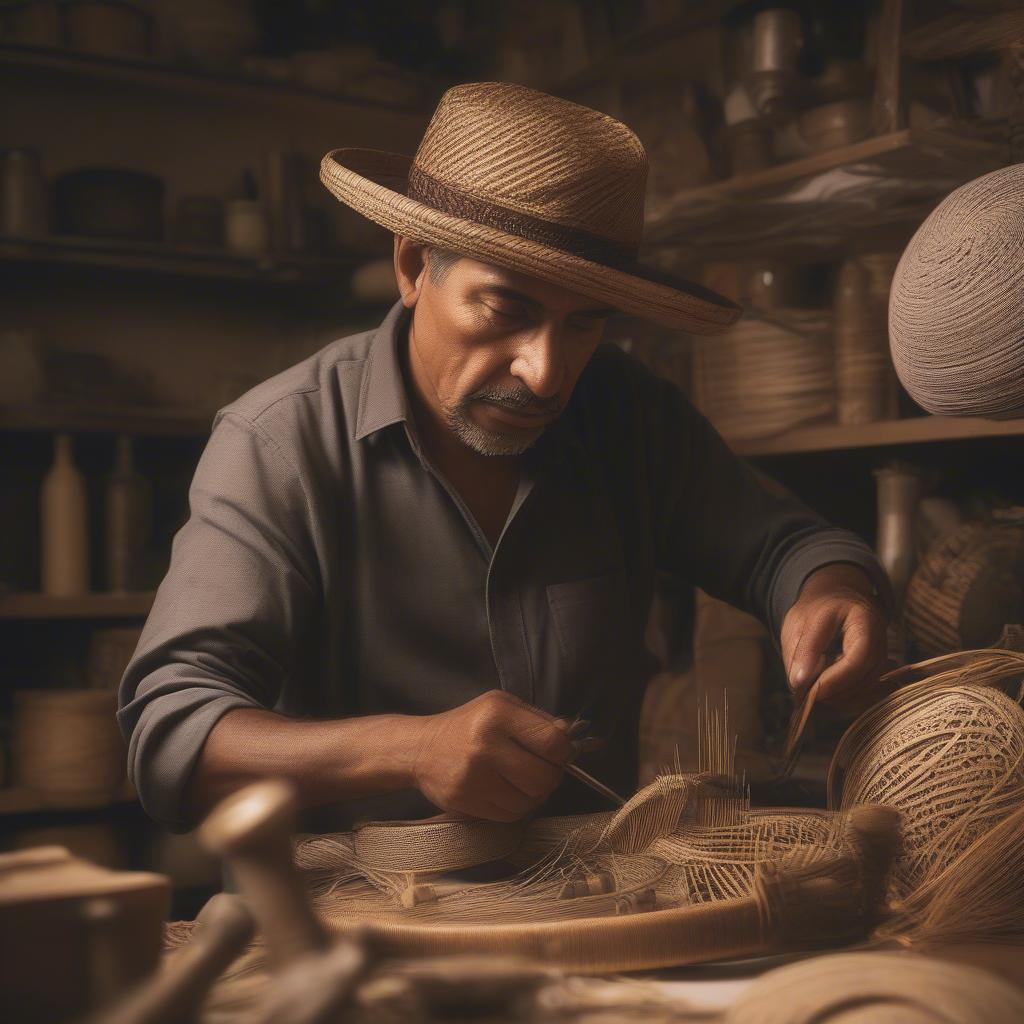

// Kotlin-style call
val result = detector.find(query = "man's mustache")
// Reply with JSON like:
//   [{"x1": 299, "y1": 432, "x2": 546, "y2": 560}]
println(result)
[{"x1": 469, "y1": 386, "x2": 561, "y2": 415}]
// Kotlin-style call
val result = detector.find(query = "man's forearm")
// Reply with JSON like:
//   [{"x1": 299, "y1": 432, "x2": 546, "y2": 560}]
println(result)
[{"x1": 185, "y1": 707, "x2": 429, "y2": 822}]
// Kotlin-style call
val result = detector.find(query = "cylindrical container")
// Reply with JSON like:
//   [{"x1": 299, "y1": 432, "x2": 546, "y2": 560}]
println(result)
[
  {"x1": 265, "y1": 150, "x2": 307, "y2": 253},
  {"x1": 104, "y1": 434, "x2": 148, "y2": 593},
  {"x1": 751, "y1": 8, "x2": 802, "y2": 73},
  {"x1": 874, "y1": 464, "x2": 923, "y2": 606},
  {"x1": 875, "y1": 463, "x2": 923, "y2": 664},
  {"x1": 41, "y1": 433, "x2": 90, "y2": 597},
  {"x1": 834, "y1": 259, "x2": 889, "y2": 425},
  {"x1": 12, "y1": 689, "x2": 125, "y2": 807},
  {"x1": 746, "y1": 8, "x2": 803, "y2": 116},
  {"x1": 225, "y1": 198, "x2": 269, "y2": 257},
  {"x1": 0, "y1": 149, "x2": 48, "y2": 238}
]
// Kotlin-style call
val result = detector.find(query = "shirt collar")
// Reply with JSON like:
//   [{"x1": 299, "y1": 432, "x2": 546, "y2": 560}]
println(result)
[{"x1": 353, "y1": 300, "x2": 412, "y2": 441}]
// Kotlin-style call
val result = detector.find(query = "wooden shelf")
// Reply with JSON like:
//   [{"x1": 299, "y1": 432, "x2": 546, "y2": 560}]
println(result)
[
  {"x1": 644, "y1": 125, "x2": 1009, "y2": 260},
  {"x1": 551, "y1": 0, "x2": 741, "y2": 95},
  {"x1": 0, "y1": 233, "x2": 383, "y2": 288},
  {"x1": 0, "y1": 403, "x2": 212, "y2": 437},
  {"x1": 0, "y1": 781, "x2": 137, "y2": 816},
  {"x1": 0, "y1": 592, "x2": 156, "y2": 620},
  {"x1": 732, "y1": 415, "x2": 1024, "y2": 457},
  {"x1": 0, "y1": 44, "x2": 431, "y2": 117}
]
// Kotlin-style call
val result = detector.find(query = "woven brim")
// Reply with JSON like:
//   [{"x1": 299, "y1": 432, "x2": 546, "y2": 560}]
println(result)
[{"x1": 321, "y1": 148, "x2": 741, "y2": 334}]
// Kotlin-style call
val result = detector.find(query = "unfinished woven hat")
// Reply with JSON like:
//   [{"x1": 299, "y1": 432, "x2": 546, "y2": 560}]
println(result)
[
  {"x1": 889, "y1": 162, "x2": 1024, "y2": 418},
  {"x1": 320, "y1": 81, "x2": 741, "y2": 333}
]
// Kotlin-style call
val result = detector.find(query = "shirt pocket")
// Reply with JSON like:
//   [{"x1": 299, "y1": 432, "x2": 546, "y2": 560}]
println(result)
[{"x1": 546, "y1": 572, "x2": 630, "y2": 705}]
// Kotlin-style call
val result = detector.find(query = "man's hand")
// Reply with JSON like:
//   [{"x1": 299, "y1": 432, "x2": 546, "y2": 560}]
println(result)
[
  {"x1": 780, "y1": 563, "x2": 888, "y2": 710},
  {"x1": 410, "y1": 690, "x2": 574, "y2": 822}
]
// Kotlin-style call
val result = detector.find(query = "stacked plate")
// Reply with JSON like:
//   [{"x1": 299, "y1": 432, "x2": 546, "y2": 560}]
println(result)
[{"x1": 693, "y1": 311, "x2": 835, "y2": 440}]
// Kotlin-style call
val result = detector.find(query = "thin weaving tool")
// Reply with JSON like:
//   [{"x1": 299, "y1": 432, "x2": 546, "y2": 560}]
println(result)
[
  {"x1": 563, "y1": 715, "x2": 626, "y2": 806},
  {"x1": 757, "y1": 664, "x2": 826, "y2": 788},
  {"x1": 510, "y1": 714, "x2": 627, "y2": 807}
]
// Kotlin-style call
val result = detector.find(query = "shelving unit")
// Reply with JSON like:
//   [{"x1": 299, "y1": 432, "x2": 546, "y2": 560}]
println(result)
[
  {"x1": 0, "y1": 780, "x2": 137, "y2": 816},
  {"x1": 0, "y1": 403, "x2": 212, "y2": 437},
  {"x1": 0, "y1": 44, "x2": 433, "y2": 117},
  {"x1": 0, "y1": 233, "x2": 379, "y2": 287},
  {"x1": 0, "y1": 592, "x2": 156, "y2": 619},
  {"x1": 645, "y1": 124, "x2": 1009, "y2": 260},
  {"x1": 732, "y1": 415, "x2": 1024, "y2": 457}
]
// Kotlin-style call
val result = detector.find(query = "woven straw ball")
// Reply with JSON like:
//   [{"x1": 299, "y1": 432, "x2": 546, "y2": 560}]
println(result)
[{"x1": 889, "y1": 163, "x2": 1024, "y2": 418}]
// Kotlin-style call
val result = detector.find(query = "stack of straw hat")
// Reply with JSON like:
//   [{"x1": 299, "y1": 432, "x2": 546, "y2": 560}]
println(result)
[
  {"x1": 889, "y1": 163, "x2": 1024, "y2": 419},
  {"x1": 693, "y1": 311, "x2": 835, "y2": 440}
]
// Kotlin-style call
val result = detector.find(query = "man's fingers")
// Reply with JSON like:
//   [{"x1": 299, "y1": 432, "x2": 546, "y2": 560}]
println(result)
[
  {"x1": 494, "y1": 739, "x2": 563, "y2": 800},
  {"x1": 814, "y1": 606, "x2": 887, "y2": 707},
  {"x1": 785, "y1": 604, "x2": 841, "y2": 695},
  {"x1": 474, "y1": 770, "x2": 538, "y2": 819},
  {"x1": 504, "y1": 703, "x2": 575, "y2": 765}
]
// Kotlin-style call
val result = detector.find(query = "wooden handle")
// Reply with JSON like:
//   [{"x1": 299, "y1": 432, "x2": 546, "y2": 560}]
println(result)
[
  {"x1": 99, "y1": 894, "x2": 255, "y2": 1024},
  {"x1": 199, "y1": 780, "x2": 328, "y2": 968},
  {"x1": 252, "y1": 937, "x2": 371, "y2": 1024}
]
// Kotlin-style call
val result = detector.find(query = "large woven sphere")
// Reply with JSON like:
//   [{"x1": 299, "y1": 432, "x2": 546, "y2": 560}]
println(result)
[
  {"x1": 889, "y1": 163, "x2": 1024, "y2": 418},
  {"x1": 836, "y1": 682, "x2": 1024, "y2": 897}
]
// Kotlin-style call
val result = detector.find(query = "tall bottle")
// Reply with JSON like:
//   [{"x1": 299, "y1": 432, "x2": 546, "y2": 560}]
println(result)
[
  {"x1": 105, "y1": 434, "x2": 148, "y2": 592},
  {"x1": 41, "y1": 432, "x2": 90, "y2": 596}
]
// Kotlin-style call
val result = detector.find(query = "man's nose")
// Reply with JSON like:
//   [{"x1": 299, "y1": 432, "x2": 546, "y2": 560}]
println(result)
[{"x1": 510, "y1": 326, "x2": 566, "y2": 399}]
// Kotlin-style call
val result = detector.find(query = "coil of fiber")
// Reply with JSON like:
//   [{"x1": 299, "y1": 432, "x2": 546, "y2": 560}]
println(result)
[
  {"x1": 724, "y1": 951, "x2": 1024, "y2": 1023},
  {"x1": 888, "y1": 163, "x2": 1024, "y2": 419}
]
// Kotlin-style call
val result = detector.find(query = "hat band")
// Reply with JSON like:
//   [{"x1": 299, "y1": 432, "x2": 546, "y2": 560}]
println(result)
[{"x1": 407, "y1": 164, "x2": 639, "y2": 268}]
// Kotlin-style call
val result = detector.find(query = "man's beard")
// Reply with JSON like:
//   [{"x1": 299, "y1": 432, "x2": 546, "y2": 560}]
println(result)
[{"x1": 446, "y1": 385, "x2": 561, "y2": 457}]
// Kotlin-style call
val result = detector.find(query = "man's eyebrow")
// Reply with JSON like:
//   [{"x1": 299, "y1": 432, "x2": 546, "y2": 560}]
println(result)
[{"x1": 480, "y1": 284, "x2": 615, "y2": 318}]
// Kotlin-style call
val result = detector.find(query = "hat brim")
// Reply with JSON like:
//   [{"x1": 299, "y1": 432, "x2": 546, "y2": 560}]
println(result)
[{"x1": 321, "y1": 148, "x2": 741, "y2": 334}]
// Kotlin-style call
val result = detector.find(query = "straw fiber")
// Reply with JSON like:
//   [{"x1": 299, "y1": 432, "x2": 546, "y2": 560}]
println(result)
[
  {"x1": 723, "y1": 951, "x2": 1024, "y2": 1023},
  {"x1": 889, "y1": 163, "x2": 1024, "y2": 418},
  {"x1": 167, "y1": 650, "x2": 1024, "y2": 1012}
]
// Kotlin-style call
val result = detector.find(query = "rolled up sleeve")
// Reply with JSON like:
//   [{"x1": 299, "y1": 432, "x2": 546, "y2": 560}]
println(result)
[
  {"x1": 118, "y1": 411, "x2": 319, "y2": 829},
  {"x1": 650, "y1": 377, "x2": 890, "y2": 638}
]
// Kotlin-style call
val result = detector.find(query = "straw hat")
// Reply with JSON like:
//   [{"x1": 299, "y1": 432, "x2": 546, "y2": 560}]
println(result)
[
  {"x1": 320, "y1": 81, "x2": 740, "y2": 333},
  {"x1": 889, "y1": 163, "x2": 1024, "y2": 418}
]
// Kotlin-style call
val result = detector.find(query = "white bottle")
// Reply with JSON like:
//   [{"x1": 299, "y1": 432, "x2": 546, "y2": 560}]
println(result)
[{"x1": 41, "y1": 433, "x2": 90, "y2": 596}]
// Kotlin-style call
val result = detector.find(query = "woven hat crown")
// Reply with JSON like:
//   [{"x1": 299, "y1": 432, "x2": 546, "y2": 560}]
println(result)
[{"x1": 410, "y1": 82, "x2": 649, "y2": 252}]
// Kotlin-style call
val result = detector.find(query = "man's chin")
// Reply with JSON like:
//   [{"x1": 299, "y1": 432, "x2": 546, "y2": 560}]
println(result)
[{"x1": 449, "y1": 412, "x2": 544, "y2": 456}]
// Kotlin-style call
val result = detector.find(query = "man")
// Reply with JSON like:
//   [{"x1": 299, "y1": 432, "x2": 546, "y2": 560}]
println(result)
[{"x1": 119, "y1": 83, "x2": 889, "y2": 831}]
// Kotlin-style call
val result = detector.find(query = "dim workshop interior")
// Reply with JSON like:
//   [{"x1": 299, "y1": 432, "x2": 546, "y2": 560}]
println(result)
[{"x1": 4, "y1": 0, "x2": 1024, "y2": 1021}]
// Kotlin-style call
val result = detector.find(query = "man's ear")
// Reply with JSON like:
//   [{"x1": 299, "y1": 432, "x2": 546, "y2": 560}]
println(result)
[{"x1": 393, "y1": 236, "x2": 428, "y2": 309}]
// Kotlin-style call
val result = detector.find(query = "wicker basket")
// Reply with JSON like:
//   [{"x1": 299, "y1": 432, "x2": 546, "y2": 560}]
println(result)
[
  {"x1": 11, "y1": 689, "x2": 125, "y2": 807},
  {"x1": 905, "y1": 523, "x2": 1024, "y2": 658}
]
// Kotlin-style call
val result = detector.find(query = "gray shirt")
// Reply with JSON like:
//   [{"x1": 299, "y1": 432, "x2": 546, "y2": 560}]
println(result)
[{"x1": 118, "y1": 301, "x2": 888, "y2": 830}]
